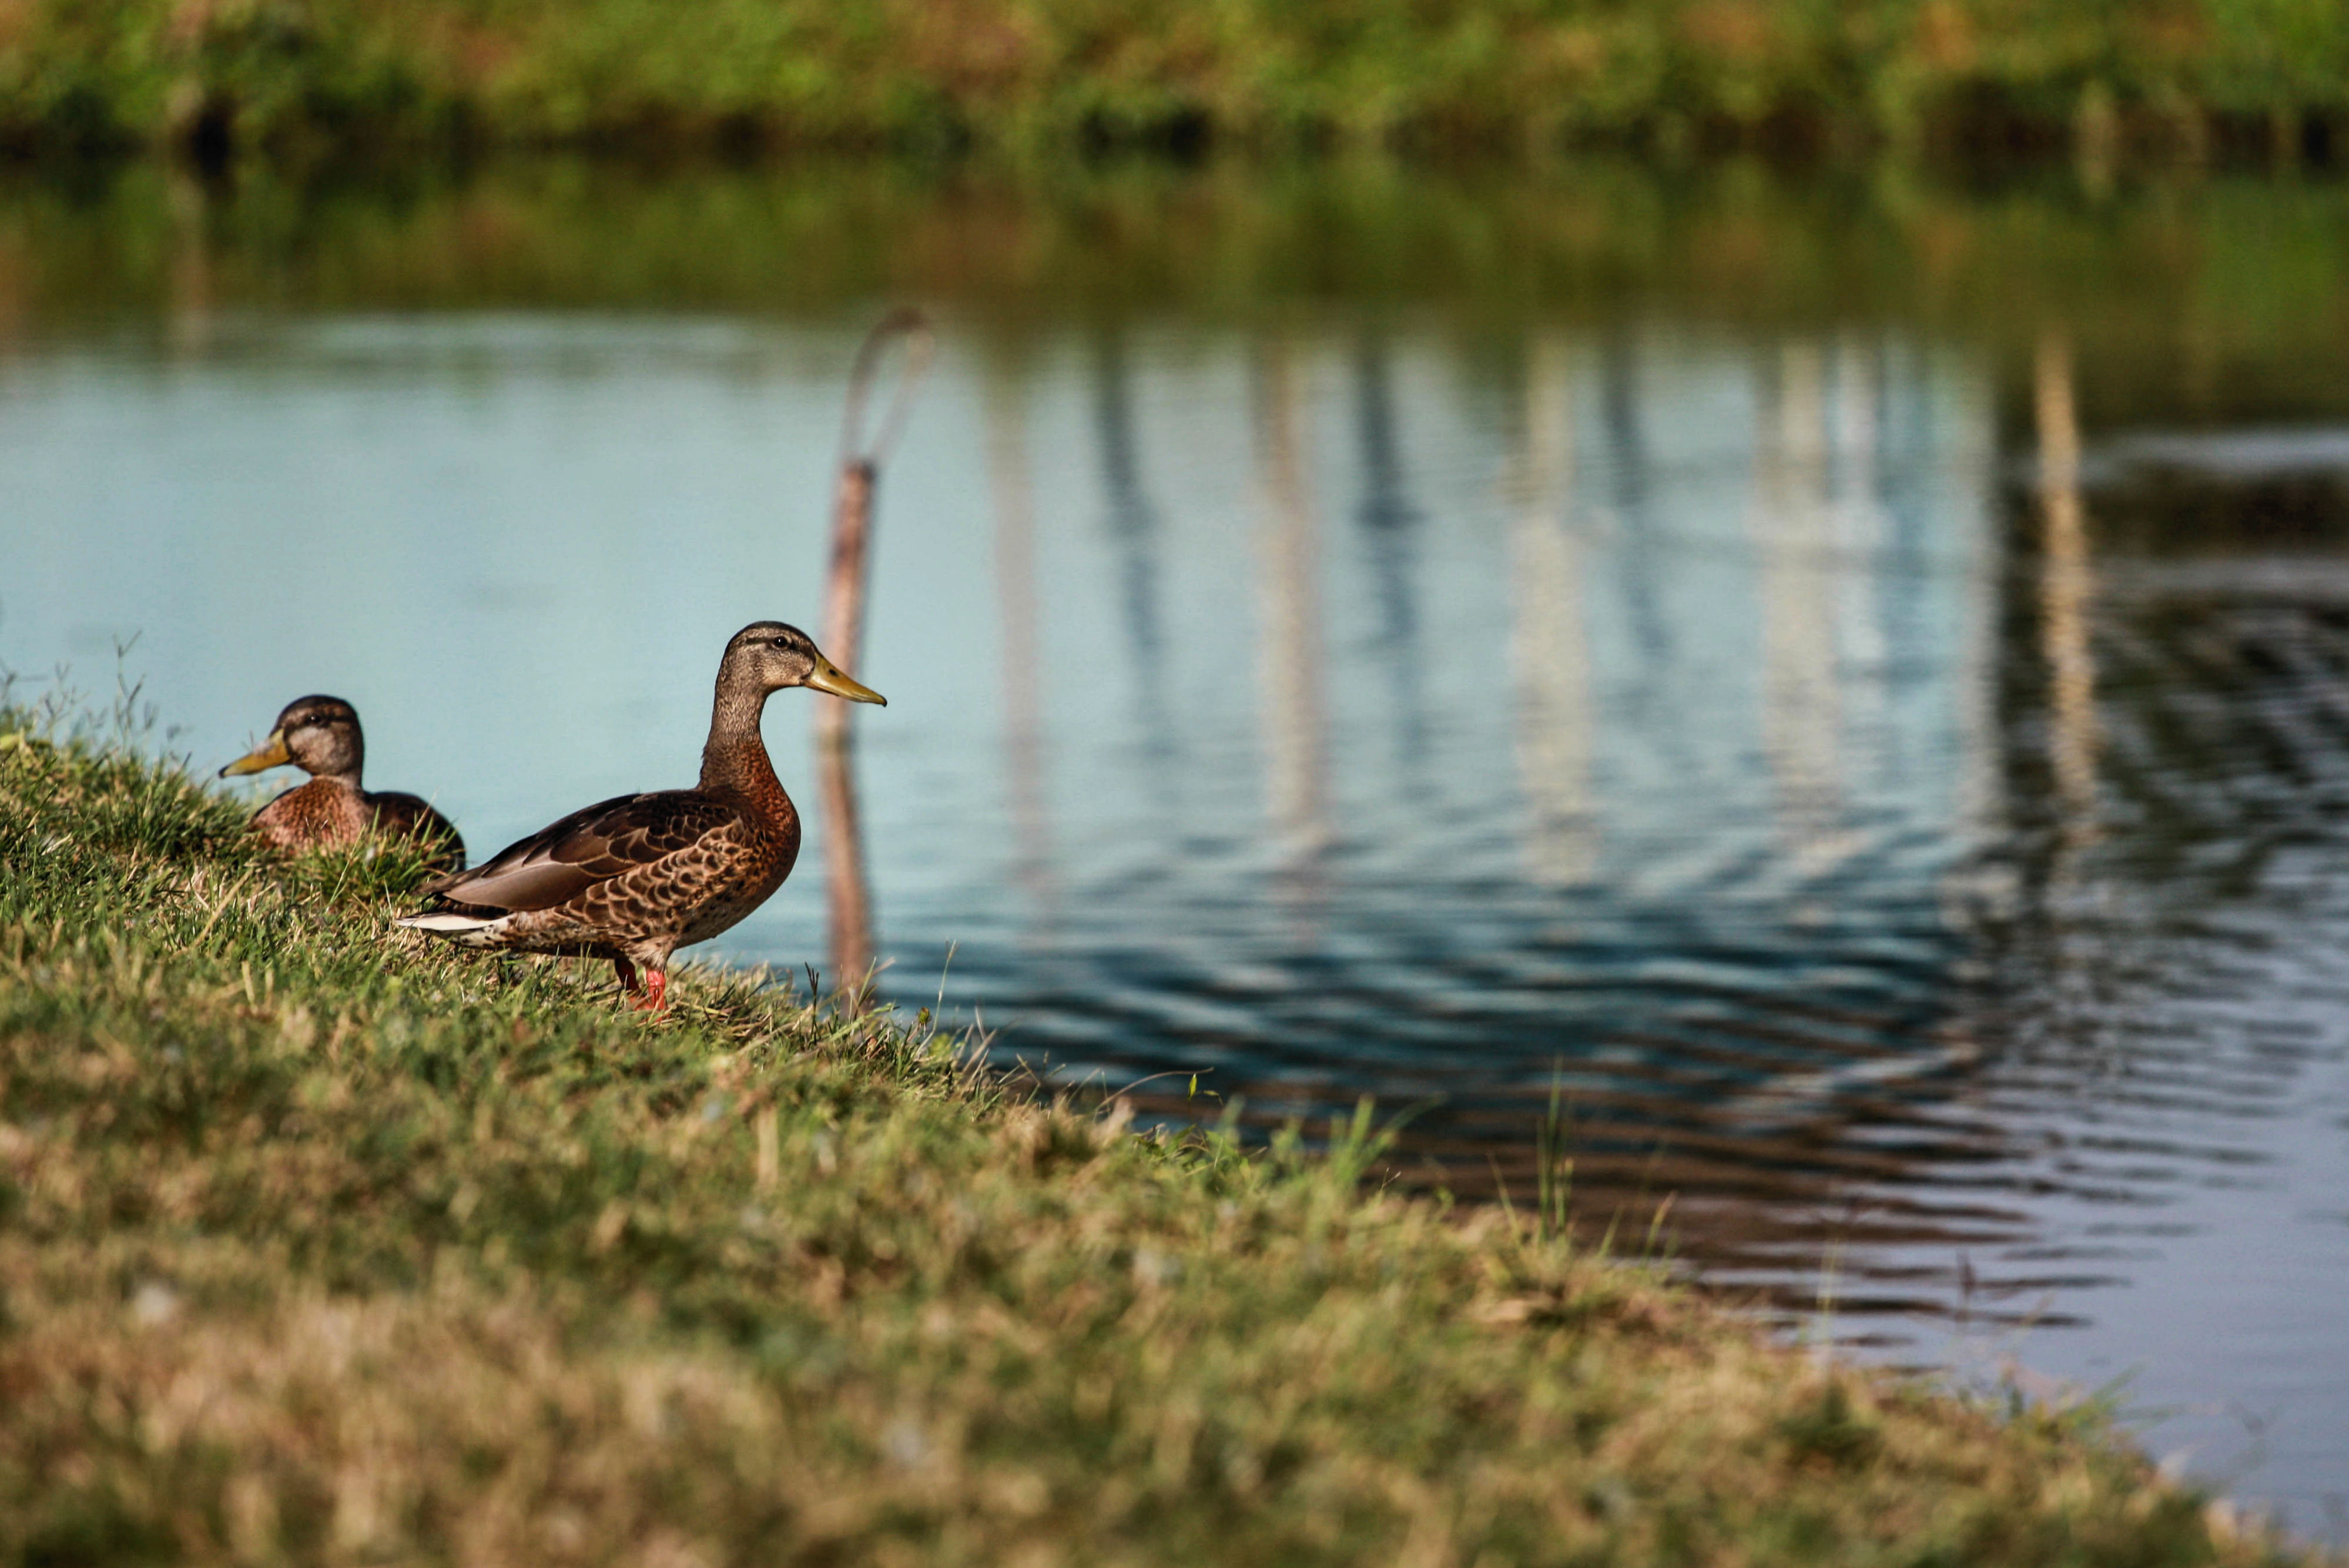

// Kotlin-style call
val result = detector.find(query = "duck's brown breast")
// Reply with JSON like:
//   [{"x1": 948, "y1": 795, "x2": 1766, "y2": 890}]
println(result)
[{"x1": 251, "y1": 778, "x2": 371, "y2": 851}]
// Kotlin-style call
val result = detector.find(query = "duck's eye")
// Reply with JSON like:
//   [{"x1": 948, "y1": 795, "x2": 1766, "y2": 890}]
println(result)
[{"x1": 772, "y1": 636, "x2": 790, "y2": 649}]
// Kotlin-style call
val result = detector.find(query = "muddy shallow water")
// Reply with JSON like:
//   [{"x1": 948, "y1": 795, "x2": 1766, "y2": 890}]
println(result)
[{"x1": 6, "y1": 161, "x2": 2349, "y2": 1537}]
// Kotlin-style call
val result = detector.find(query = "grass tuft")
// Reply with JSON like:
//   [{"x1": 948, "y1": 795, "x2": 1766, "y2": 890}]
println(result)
[{"x1": 0, "y1": 709, "x2": 2325, "y2": 1564}]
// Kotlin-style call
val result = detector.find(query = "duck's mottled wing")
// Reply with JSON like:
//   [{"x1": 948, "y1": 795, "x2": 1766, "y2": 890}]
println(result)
[{"x1": 420, "y1": 790, "x2": 741, "y2": 914}]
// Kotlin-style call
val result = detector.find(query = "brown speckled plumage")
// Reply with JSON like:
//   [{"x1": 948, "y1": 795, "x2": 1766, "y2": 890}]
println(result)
[
  {"x1": 397, "y1": 621, "x2": 883, "y2": 1010},
  {"x1": 222, "y1": 695, "x2": 464, "y2": 871}
]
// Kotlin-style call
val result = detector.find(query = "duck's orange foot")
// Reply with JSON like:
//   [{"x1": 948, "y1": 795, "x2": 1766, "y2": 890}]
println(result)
[
  {"x1": 631, "y1": 970, "x2": 668, "y2": 1013},
  {"x1": 610, "y1": 957, "x2": 668, "y2": 1012}
]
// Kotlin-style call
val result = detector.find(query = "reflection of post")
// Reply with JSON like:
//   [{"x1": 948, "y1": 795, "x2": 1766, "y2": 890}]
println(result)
[
  {"x1": 1945, "y1": 357, "x2": 2004, "y2": 844},
  {"x1": 1601, "y1": 332, "x2": 1668, "y2": 667},
  {"x1": 167, "y1": 169, "x2": 214, "y2": 356},
  {"x1": 1353, "y1": 331, "x2": 1428, "y2": 768},
  {"x1": 986, "y1": 363, "x2": 1053, "y2": 912},
  {"x1": 2036, "y1": 333, "x2": 2099, "y2": 836},
  {"x1": 1253, "y1": 337, "x2": 1331, "y2": 889},
  {"x1": 1751, "y1": 343, "x2": 1845, "y2": 849},
  {"x1": 1507, "y1": 339, "x2": 1596, "y2": 885},
  {"x1": 1829, "y1": 339, "x2": 1888, "y2": 772},
  {"x1": 1091, "y1": 332, "x2": 1177, "y2": 783},
  {"x1": 816, "y1": 311, "x2": 931, "y2": 1013}
]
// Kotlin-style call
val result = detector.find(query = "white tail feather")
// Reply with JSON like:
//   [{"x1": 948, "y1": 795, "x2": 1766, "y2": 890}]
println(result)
[{"x1": 397, "y1": 910, "x2": 507, "y2": 946}]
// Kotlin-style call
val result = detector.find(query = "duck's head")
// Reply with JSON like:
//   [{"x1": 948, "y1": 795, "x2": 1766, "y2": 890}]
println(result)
[
  {"x1": 220, "y1": 695, "x2": 363, "y2": 780},
  {"x1": 722, "y1": 622, "x2": 886, "y2": 705}
]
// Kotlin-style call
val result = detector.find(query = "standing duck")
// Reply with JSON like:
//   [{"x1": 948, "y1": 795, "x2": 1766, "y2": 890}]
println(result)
[
  {"x1": 397, "y1": 621, "x2": 883, "y2": 1011},
  {"x1": 220, "y1": 695, "x2": 465, "y2": 871}
]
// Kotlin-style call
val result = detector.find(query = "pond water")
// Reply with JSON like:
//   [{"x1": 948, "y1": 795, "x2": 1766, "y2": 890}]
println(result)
[{"x1": 6, "y1": 161, "x2": 2349, "y2": 1539}]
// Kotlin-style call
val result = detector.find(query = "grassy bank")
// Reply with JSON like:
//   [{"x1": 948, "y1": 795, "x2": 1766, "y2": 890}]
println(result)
[
  {"x1": 0, "y1": 703, "x2": 2318, "y2": 1566},
  {"x1": 1, "y1": 0, "x2": 2346, "y2": 163}
]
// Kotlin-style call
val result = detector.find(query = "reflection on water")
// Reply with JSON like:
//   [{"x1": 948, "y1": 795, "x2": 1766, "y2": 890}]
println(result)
[
  {"x1": 1092, "y1": 333, "x2": 1177, "y2": 788},
  {"x1": 985, "y1": 354, "x2": 1054, "y2": 928},
  {"x1": 1253, "y1": 336, "x2": 1331, "y2": 883},
  {"x1": 2036, "y1": 333, "x2": 2102, "y2": 849},
  {"x1": 6, "y1": 165, "x2": 2349, "y2": 1536},
  {"x1": 1507, "y1": 337, "x2": 1597, "y2": 889}
]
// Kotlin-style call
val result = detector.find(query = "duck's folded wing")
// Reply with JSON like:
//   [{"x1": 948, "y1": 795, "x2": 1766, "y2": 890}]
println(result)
[
  {"x1": 420, "y1": 791, "x2": 740, "y2": 914},
  {"x1": 371, "y1": 792, "x2": 460, "y2": 839}
]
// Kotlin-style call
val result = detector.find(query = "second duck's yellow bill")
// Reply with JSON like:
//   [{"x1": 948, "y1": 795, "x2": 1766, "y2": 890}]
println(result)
[{"x1": 219, "y1": 729, "x2": 293, "y2": 777}]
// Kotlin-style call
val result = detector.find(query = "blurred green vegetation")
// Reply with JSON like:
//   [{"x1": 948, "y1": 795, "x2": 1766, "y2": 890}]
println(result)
[
  {"x1": 0, "y1": 0, "x2": 2345, "y2": 160},
  {"x1": 3, "y1": 156, "x2": 2347, "y2": 434}
]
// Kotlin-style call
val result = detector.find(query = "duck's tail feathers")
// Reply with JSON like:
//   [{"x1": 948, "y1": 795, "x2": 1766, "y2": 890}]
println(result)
[{"x1": 396, "y1": 909, "x2": 508, "y2": 946}]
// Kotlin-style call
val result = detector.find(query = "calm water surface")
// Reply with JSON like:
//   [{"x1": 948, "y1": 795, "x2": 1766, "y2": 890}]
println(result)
[{"x1": 6, "y1": 163, "x2": 2349, "y2": 1537}]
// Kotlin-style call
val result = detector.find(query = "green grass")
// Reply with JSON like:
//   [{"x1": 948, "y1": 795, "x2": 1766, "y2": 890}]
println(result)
[
  {"x1": 0, "y1": 0, "x2": 2345, "y2": 160},
  {"x1": 0, "y1": 702, "x2": 2325, "y2": 1565}
]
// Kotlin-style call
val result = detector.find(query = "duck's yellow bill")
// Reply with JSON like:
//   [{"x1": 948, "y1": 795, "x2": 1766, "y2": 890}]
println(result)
[
  {"x1": 805, "y1": 656, "x2": 886, "y2": 706},
  {"x1": 219, "y1": 729, "x2": 292, "y2": 777}
]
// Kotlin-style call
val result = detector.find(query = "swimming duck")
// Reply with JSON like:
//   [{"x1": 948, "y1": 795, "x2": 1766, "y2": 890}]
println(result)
[
  {"x1": 220, "y1": 695, "x2": 465, "y2": 870},
  {"x1": 396, "y1": 621, "x2": 883, "y2": 1011}
]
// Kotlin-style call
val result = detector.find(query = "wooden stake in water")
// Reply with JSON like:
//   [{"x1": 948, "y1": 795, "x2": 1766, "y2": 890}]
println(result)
[{"x1": 817, "y1": 309, "x2": 934, "y2": 1013}]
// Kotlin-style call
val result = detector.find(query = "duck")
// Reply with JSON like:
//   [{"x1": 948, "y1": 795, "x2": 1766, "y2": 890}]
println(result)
[
  {"x1": 220, "y1": 695, "x2": 465, "y2": 870},
  {"x1": 396, "y1": 621, "x2": 883, "y2": 1011}
]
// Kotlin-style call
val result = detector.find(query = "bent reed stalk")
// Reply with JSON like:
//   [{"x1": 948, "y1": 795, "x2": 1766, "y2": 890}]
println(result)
[{"x1": 0, "y1": 701, "x2": 2321, "y2": 1565}]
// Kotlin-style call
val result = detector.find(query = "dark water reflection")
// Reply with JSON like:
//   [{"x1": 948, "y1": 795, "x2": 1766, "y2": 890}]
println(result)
[
  {"x1": 979, "y1": 331, "x2": 2008, "y2": 1271},
  {"x1": 5, "y1": 162, "x2": 2349, "y2": 1535}
]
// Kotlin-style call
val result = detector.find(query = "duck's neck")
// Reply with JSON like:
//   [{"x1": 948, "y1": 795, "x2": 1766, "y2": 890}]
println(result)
[
  {"x1": 305, "y1": 732, "x2": 363, "y2": 785},
  {"x1": 699, "y1": 681, "x2": 788, "y2": 816}
]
